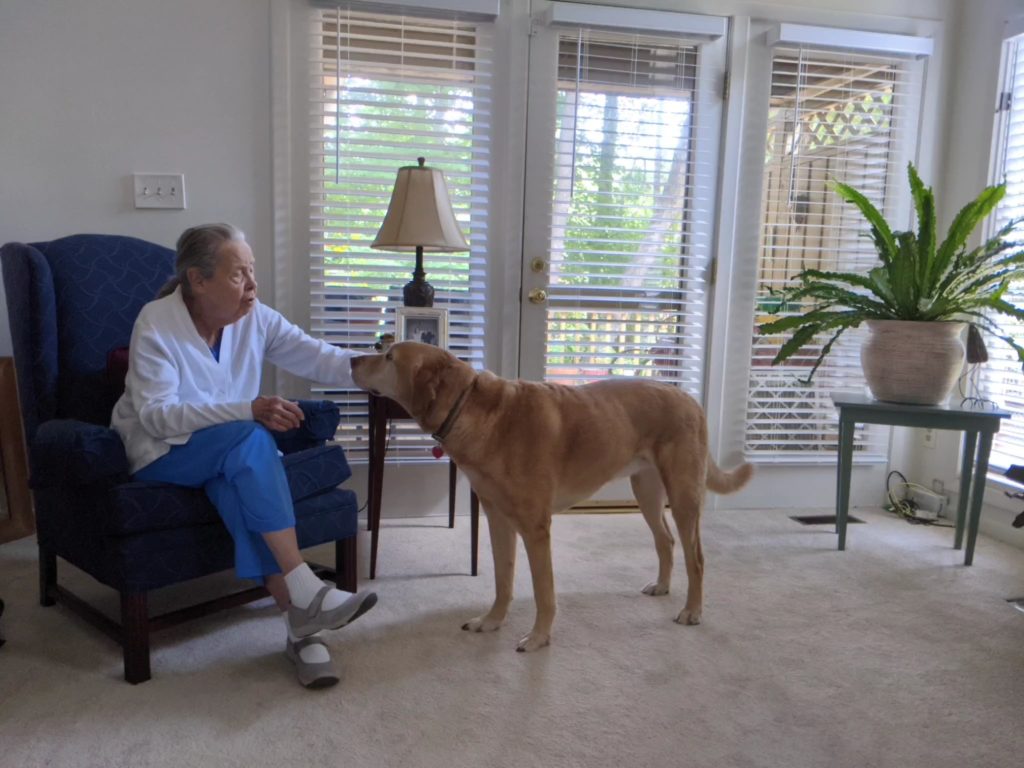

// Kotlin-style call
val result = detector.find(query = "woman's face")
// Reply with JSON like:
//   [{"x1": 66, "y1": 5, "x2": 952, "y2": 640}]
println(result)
[{"x1": 190, "y1": 239, "x2": 258, "y2": 326}]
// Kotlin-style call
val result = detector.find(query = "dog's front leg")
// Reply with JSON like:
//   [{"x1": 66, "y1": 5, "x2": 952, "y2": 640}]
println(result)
[
  {"x1": 518, "y1": 524, "x2": 555, "y2": 652},
  {"x1": 463, "y1": 507, "x2": 516, "y2": 633}
]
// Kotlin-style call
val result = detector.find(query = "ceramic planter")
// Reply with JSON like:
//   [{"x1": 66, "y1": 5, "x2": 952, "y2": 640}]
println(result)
[{"x1": 860, "y1": 320, "x2": 966, "y2": 405}]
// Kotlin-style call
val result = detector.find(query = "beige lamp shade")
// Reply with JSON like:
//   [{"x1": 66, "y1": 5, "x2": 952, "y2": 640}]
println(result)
[{"x1": 371, "y1": 158, "x2": 470, "y2": 252}]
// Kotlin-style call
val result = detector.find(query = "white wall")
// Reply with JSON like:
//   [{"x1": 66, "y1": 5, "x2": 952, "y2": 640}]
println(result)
[{"x1": 0, "y1": 0, "x2": 275, "y2": 358}]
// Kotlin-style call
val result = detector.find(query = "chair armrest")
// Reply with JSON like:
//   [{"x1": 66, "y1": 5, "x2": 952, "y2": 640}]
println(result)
[
  {"x1": 30, "y1": 419, "x2": 130, "y2": 488},
  {"x1": 272, "y1": 400, "x2": 341, "y2": 455}
]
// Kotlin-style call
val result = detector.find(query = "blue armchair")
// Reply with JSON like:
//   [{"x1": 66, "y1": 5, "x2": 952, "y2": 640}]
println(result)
[{"x1": 1, "y1": 234, "x2": 361, "y2": 683}]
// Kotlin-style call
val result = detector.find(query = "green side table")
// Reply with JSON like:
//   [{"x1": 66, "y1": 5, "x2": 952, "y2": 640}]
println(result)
[{"x1": 831, "y1": 392, "x2": 1011, "y2": 565}]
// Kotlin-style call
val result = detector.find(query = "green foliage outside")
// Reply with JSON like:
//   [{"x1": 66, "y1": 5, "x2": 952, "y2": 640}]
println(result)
[
  {"x1": 544, "y1": 88, "x2": 698, "y2": 380},
  {"x1": 320, "y1": 79, "x2": 476, "y2": 305}
]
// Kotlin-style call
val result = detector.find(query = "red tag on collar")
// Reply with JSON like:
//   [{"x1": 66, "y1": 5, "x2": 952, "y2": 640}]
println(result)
[{"x1": 431, "y1": 444, "x2": 445, "y2": 459}]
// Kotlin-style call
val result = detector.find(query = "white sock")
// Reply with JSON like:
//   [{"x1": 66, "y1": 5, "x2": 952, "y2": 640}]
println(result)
[
  {"x1": 284, "y1": 613, "x2": 330, "y2": 664},
  {"x1": 283, "y1": 563, "x2": 354, "y2": 611}
]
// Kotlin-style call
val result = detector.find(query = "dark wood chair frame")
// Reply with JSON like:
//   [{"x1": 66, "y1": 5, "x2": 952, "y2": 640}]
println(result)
[{"x1": 38, "y1": 539, "x2": 357, "y2": 684}]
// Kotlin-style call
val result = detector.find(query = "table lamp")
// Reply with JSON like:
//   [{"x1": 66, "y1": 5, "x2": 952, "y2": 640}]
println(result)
[{"x1": 371, "y1": 157, "x2": 470, "y2": 307}]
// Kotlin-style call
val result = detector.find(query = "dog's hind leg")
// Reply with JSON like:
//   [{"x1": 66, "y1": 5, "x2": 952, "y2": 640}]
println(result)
[
  {"x1": 631, "y1": 467, "x2": 673, "y2": 596},
  {"x1": 661, "y1": 463, "x2": 705, "y2": 626},
  {"x1": 517, "y1": 520, "x2": 556, "y2": 652},
  {"x1": 463, "y1": 506, "x2": 516, "y2": 634}
]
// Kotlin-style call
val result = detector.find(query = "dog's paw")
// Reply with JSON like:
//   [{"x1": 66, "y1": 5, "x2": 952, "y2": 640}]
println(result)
[
  {"x1": 461, "y1": 614, "x2": 505, "y2": 633},
  {"x1": 641, "y1": 581, "x2": 670, "y2": 596},
  {"x1": 674, "y1": 608, "x2": 702, "y2": 625},
  {"x1": 515, "y1": 632, "x2": 550, "y2": 653}
]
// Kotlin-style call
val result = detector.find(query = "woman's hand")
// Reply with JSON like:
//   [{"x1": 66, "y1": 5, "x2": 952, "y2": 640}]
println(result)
[{"x1": 252, "y1": 396, "x2": 305, "y2": 432}]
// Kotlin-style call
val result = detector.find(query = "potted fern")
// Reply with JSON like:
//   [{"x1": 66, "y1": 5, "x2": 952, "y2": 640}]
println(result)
[{"x1": 758, "y1": 163, "x2": 1024, "y2": 405}]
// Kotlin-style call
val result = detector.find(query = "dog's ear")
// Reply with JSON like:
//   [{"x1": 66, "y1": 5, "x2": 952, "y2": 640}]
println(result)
[{"x1": 408, "y1": 356, "x2": 445, "y2": 417}]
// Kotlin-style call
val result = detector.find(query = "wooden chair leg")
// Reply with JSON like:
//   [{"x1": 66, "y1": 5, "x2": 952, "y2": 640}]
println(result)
[
  {"x1": 336, "y1": 536, "x2": 358, "y2": 593},
  {"x1": 121, "y1": 591, "x2": 151, "y2": 684},
  {"x1": 39, "y1": 547, "x2": 56, "y2": 607}
]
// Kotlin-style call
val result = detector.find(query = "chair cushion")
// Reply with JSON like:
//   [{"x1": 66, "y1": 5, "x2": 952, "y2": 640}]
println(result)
[
  {"x1": 107, "y1": 488, "x2": 359, "y2": 592},
  {"x1": 36, "y1": 477, "x2": 358, "y2": 591},
  {"x1": 105, "y1": 444, "x2": 351, "y2": 536},
  {"x1": 30, "y1": 419, "x2": 130, "y2": 488},
  {"x1": 106, "y1": 482, "x2": 212, "y2": 536}
]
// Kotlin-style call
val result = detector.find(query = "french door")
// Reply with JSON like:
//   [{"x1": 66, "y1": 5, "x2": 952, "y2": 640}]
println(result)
[{"x1": 518, "y1": 2, "x2": 727, "y2": 403}]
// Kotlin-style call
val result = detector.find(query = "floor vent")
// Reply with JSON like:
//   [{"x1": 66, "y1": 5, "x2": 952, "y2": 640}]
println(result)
[{"x1": 789, "y1": 514, "x2": 865, "y2": 526}]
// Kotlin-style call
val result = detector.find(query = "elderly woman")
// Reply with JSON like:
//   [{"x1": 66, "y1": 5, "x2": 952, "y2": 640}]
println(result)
[{"x1": 111, "y1": 223, "x2": 375, "y2": 688}]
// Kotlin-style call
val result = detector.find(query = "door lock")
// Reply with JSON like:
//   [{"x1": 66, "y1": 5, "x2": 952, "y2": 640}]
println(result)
[
  {"x1": 528, "y1": 288, "x2": 548, "y2": 304},
  {"x1": 530, "y1": 257, "x2": 546, "y2": 273}
]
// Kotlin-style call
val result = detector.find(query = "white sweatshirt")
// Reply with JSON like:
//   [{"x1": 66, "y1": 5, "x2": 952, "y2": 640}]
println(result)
[{"x1": 111, "y1": 286, "x2": 360, "y2": 473}]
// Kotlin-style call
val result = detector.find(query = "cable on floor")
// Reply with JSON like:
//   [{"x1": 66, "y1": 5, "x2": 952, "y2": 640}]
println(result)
[{"x1": 884, "y1": 470, "x2": 953, "y2": 527}]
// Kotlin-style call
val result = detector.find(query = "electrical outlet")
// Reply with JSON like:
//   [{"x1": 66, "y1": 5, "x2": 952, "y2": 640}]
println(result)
[
  {"x1": 133, "y1": 173, "x2": 186, "y2": 209},
  {"x1": 923, "y1": 428, "x2": 936, "y2": 449}
]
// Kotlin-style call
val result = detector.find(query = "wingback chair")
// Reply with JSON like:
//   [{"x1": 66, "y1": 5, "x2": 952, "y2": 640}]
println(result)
[{"x1": 0, "y1": 234, "x2": 361, "y2": 683}]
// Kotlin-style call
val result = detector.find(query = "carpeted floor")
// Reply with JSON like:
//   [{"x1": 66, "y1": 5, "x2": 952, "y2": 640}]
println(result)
[{"x1": 0, "y1": 507, "x2": 1022, "y2": 768}]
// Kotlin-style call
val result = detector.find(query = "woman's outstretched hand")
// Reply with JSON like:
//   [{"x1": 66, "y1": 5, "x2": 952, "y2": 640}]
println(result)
[{"x1": 252, "y1": 396, "x2": 305, "y2": 432}]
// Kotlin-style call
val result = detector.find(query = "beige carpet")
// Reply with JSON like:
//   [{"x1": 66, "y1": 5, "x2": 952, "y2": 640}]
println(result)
[{"x1": 1, "y1": 508, "x2": 1022, "y2": 768}]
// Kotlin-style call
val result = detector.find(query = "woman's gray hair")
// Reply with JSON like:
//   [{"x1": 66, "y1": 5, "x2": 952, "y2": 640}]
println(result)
[{"x1": 157, "y1": 223, "x2": 246, "y2": 299}]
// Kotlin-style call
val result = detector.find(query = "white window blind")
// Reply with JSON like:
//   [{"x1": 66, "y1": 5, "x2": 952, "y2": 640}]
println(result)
[
  {"x1": 308, "y1": 5, "x2": 492, "y2": 460},
  {"x1": 542, "y1": 29, "x2": 715, "y2": 398},
  {"x1": 982, "y1": 33, "x2": 1024, "y2": 470},
  {"x1": 746, "y1": 45, "x2": 924, "y2": 459}
]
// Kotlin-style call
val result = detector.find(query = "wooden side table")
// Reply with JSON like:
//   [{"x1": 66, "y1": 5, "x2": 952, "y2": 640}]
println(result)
[
  {"x1": 832, "y1": 392, "x2": 1011, "y2": 565},
  {"x1": 367, "y1": 393, "x2": 480, "y2": 579}
]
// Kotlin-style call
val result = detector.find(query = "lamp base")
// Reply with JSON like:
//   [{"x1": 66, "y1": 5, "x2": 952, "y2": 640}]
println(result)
[{"x1": 403, "y1": 278, "x2": 434, "y2": 308}]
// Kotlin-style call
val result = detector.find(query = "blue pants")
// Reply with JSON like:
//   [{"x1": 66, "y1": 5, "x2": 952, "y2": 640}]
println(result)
[{"x1": 135, "y1": 422, "x2": 295, "y2": 581}]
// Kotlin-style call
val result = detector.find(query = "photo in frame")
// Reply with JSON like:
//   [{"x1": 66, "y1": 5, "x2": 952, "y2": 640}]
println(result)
[{"x1": 395, "y1": 307, "x2": 449, "y2": 349}]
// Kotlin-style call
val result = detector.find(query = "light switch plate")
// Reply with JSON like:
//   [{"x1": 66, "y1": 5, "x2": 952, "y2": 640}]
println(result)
[{"x1": 133, "y1": 173, "x2": 186, "y2": 209}]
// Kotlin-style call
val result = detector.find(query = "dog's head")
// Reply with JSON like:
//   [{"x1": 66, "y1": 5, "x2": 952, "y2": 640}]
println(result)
[{"x1": 351, "y1": 342, "x2": 474, "y2": 424}]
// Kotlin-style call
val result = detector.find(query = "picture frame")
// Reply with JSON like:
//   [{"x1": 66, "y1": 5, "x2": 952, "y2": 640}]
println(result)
[{"x1": 395, "y1": 307, "x2": 449, "y2": 349}]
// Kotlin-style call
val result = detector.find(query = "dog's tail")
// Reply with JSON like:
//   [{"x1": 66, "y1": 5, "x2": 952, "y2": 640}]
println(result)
[{"x1": 705, "y1": 458, "x2": 754, "y2": 495}]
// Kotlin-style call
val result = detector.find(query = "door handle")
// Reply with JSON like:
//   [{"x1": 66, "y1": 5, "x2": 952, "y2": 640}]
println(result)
[{"x1": 528, "y1": 288, "x2": 548, "y2": 304}]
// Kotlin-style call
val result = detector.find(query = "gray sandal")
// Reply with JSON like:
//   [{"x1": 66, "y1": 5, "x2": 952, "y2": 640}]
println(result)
[
  {"x1": 287, "y1": 587, "x2": 378, "y2": 638},
  {"x1": 286, "y1": 635, "x2": 339, "y2": 689}
]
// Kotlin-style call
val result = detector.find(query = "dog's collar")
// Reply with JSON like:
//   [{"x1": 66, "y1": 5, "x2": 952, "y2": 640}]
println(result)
[{"x1": 431, "y1": 381, "x2": 474, "y2": 444}]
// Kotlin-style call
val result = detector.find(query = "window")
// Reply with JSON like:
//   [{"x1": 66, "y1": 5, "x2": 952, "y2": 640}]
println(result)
[
  {"x1": 308, "y1": 5, "x2": 493, "y2": 459},
  {"x1": 982, "y1": 32, "x2": 1024, "y2": 470},
  {"x1": 745, "y1": 43, "x2": 925, "y2": 459},
  {"x1": 538, "y1": 29, "x2": 715, "y2": 397}
]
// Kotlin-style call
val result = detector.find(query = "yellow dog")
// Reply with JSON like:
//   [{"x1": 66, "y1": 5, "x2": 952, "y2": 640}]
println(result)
[{"x1": 351, "y1": 342, "x2": 752, "y2": 652}]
